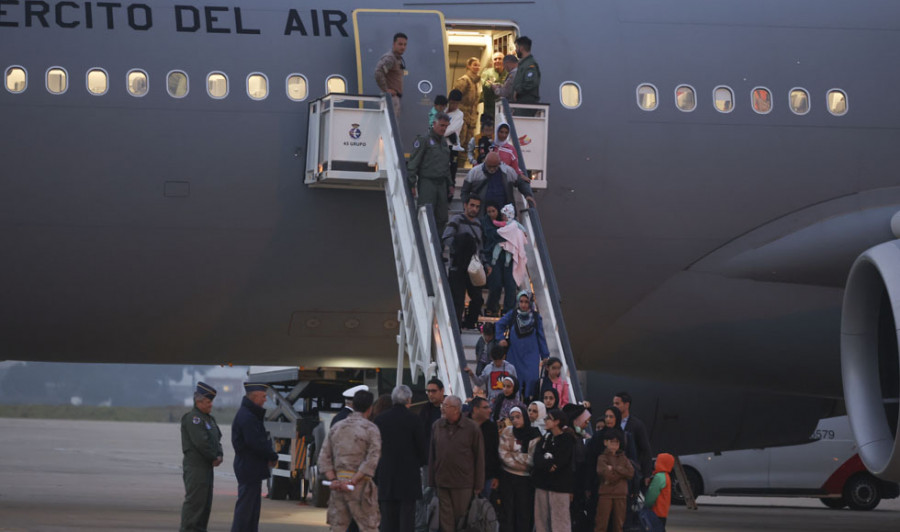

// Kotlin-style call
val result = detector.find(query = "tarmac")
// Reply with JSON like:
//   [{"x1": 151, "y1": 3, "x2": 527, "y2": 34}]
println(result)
[{"x1": 0, "y1": 417, "x2": 898, "y2": 531}]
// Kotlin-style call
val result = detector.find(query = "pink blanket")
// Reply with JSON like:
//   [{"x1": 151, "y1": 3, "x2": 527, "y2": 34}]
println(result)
[{"x1": 498, "y1": 223, "x2": 529, "y2": 287}]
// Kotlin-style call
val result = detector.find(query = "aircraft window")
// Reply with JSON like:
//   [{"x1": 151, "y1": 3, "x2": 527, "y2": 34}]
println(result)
[
  {"x1": 827, "y1": 89, "x2": 848, "y2": 116},
  {"x1": 127, "y1": 70, "x2": 149, "y2": 97},
  {"x1": 5, "y1": 66, "x2": 26, "y2": 93},
  {"x1": 87, "y1": 69, "x2": 108, "y2": 96},
  {"x1": 167, "y1": 70, "x2": 189, "y2": 98},
  {"x1": 560, "y1": 82, "x2": 582, "y2": 109},
  {"x1": 46, "y1": 67, "x2": 68, "y2": 95},
  {"x1": 789, "y1": 88, "x2": 809, "y2": 115},
  {"x1": 207, "y1": 72, "x2": 228, "y2": 99},
  {"x1": 326, "y1": 75, "x2": 347, "y2": 94},
  {"x1": 247, "y1": 73, "x2": 268, "y2": 100},
  {"x1": 751, "y1": 87, "x2": 772, "y2": 114},
  {"x1": 713, "y1": 86, "x2": 734, "y2": 113},
  {"x1": 636, "y1": 84, "x2": 658, "y2": 111},
  {"x1": 675, "y1": 85, "x2": 696, "y2": 112},
  {"x1": 287, "y1": 74, "x2": 309, "y2": 101}
]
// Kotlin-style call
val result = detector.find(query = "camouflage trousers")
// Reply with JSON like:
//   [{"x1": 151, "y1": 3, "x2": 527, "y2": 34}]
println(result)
[{"x1": 327, "y1": 479, "x2": 380, "y2": 532}]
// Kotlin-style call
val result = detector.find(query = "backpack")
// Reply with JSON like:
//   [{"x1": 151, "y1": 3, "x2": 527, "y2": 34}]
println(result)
[{"x1": 457, "y1": 495, "x2": 498, "y2": 532}]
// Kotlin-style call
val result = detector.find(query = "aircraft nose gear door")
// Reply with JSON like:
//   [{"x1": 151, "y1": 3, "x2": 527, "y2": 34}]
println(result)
[{"x1": 353, "y1": 9, "x2": 449, "y2": 148}]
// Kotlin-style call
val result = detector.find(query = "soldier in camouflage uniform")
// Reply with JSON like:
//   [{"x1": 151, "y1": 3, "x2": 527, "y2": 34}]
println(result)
[
  {"x1": 318, "y1": 390, "x2": 383, "y2": 532},
  {"x1": 407, "y1": 113, "x2": 453, "y2": 234},
  {"x1": 180, "y1": 382, "x2": 224, "y2": 532}
]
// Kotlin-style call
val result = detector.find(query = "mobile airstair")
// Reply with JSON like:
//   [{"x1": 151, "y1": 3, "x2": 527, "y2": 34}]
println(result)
[{"x1": 305, "y1": 94, "x2": 581, "y2": 404}]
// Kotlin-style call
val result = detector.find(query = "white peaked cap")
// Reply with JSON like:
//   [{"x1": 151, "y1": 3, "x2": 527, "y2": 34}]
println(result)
[{"x1": 342, "y1": 384, "x2": 369, "y2": 398}]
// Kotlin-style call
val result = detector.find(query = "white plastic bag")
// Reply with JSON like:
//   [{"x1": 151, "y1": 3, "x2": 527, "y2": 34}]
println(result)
[{"x1": 467, "y1": 255, "x2": 487, "y2": 287}]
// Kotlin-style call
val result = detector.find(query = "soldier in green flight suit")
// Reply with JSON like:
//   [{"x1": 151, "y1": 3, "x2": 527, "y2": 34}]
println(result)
[
  {"x1": 512, "y1": 36, "x2": 541, "y2": 105},
  {"x1": 407, "y1": 113, "x2": 454, "y2": 234},
  {"x1": 180, "y1": 381, "x2": 224, "y2": 532}
]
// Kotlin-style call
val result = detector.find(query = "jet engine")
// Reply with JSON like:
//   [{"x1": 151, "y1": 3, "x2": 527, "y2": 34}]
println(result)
[{"x1": 842, "y1": 239, "x2": 900, "y2": 481}]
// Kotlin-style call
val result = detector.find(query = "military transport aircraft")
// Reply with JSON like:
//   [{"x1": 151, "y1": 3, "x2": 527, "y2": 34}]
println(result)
[{"x1": 2, "y1": 0, "x2": 899, "y2": 480}]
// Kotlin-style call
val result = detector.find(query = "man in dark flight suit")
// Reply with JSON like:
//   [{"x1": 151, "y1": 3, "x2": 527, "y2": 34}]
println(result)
[
  {"x1": 231, "y1": 382, "x2": 278, "y2": 532},
  {"x1": 180, "y1": 381, "x2": 223, "y2": 532}
]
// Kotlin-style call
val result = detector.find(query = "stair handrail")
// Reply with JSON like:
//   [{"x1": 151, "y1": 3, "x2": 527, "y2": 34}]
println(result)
[
  {"x1": 380, "y1": 94, "x2": 470, "y2": 398},
  {"x1": 499, "y1": 98, "x2": 583, "y2": 403},
  {"x1": 420, "y1": 204, "x2": 473, "y2": 399}
]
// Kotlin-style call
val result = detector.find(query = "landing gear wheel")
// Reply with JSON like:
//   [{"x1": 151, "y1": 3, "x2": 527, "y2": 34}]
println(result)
[
  {"x1": 672, "y1": 467, "x2": 702, "y2": 506},
  {"x1": 845, "y1": 474, "x2": 881, "y2": 511},
  {"x1": 820, "y1": 497, "x2": 846, "y2": 509}
]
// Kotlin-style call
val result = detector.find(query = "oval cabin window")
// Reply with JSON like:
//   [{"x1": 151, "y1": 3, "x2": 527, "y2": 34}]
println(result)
[
  {"x1": 713, "y1": 86, "x2": 734, "y2": 113},
  {"x1": 87, "y1": 69, "x2": 108, "y2": 96},
  {"x1": 287, "y1": 74, "x2": 308, "y2": 101},
  {"x1": 127, "y1": 70, "x2": 149, "y2": 97},
  {"x1": 560, "y1": 82, "x2": 582, "y2": 109},
  {"x1": 5, "y1": 66, "x2": 26, "y2": 93},
  {"x1": 47, "y1": 68, "x2": 68, "y2": 95},
  {"x1": 675, "y1": 85, "x2": 696, "y2": 112},
  {"x1": 167, "y1": 71, "x2": 189, "y2": 98},
  {"x1": 636, "y1": 84, "x2": 658, "y2": 111},
  {"x1": 326, "y1": 75, "x2": 347, "y2": 94},
  {"x1": 247, "y1": 73, "x2": 268, "y2": 100},
  {"x1": 789, "y1": 88, "x2": 810, "y2": 115},
  {"x1": 827, "y1": 89, "x2": 848, "y2": 116},
  {"x1": 207, "y1": 72, "x2": 228, "y2": 99}
]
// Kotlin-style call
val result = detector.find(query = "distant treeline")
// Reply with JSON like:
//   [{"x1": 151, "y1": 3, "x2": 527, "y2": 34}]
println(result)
[{"x1": 0, "y1": 404, "x2": 240, "y2": 424}]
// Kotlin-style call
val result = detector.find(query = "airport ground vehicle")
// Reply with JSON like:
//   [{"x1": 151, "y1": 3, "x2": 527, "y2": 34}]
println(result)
[
  {"x1": 249, "y1": 367, "x2": 381, "y2": 507},
  {"x1": 674, "y1": 416, "x2": 900, "y2": 510}
]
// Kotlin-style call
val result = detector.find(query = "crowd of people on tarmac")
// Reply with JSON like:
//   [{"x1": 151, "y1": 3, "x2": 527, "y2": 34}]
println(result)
[{"x1": 180, "y1": 381, "x2": 674, "y2": 532}]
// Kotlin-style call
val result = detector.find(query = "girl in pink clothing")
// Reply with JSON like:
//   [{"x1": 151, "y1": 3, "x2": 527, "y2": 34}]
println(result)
[{"x1": 539, "y1": 357, "x2": 570, "y2": 407}]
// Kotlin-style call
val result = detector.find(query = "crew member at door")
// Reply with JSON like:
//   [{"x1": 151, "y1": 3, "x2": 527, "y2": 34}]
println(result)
[{"x1": 375, "y1": 32, "x2": 408, "y2": 117}]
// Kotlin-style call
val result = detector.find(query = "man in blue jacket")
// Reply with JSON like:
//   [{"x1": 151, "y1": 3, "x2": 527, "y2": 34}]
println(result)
[{"x1": 230, "y1": 382, "x2": 278, "y2": 532}]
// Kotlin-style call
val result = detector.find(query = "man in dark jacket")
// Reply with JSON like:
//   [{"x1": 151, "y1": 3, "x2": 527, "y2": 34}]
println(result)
[
  {"x1": 420, "y1": 377, "x2": 445, "y2": 454},
  {"x1": 460, "y1": 152, "x2": 536, "y2": 208},
  {"x1": 442, "y1": 195, "x2": 490, "y2": 329},
  {"x1": 374, "y1": 385, "x2": 426, "y2": 532},
  {"x1": 469, "y1": 396, "x2": 500, "y2": 499},
  {"x1": 614, "y1": 391, "x2": 653, "y2": 488},
  {"x1": 429, "y1": 395, "x2": 485, "y2": 532},
  {"x1": 230, "y1": 382, "x2": 278, "y2": 532}
]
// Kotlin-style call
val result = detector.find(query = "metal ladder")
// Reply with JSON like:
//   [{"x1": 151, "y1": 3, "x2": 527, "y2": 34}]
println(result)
[
  {"x1": 304, "y1": 94, "x2": 582, "y2": 404},
  {"x1": 305, "y1": 93, "x2": 470, "y2": 398}
]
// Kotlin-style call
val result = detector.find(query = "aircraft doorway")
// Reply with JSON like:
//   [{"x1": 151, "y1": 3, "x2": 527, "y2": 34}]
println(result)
[{"x1": 445, "y1": 21, "x2": 517, "y2": 168}]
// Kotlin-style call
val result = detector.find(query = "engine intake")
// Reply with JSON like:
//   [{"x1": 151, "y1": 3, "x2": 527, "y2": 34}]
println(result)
[{"x1": 842, "y1": 240, "x2": 900, "y2": 480}]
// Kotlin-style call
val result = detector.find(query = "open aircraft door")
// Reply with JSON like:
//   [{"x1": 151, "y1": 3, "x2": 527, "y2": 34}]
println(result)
[{"x1": 353, "y1": 9, "x2": 449, "y2": 148}]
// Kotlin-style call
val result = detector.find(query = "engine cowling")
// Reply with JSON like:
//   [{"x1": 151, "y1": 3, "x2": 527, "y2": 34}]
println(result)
[{"x1": 842, "y1": 240, "x2": 900, "y2": 481}]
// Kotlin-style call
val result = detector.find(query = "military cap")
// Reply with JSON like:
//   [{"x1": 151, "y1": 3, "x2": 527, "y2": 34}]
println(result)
[
  {"x1": 243, "y1": 382, "x2": 269, "y2": 393},
  {"x1": 196, "y1": 381, "x2": 217, "y2": 400},
  {"x1": 342, "y1": 384, "x2": 369, "y2": 398}
]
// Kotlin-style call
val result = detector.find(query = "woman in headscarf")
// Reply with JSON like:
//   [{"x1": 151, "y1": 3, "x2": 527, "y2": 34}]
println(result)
[
  {"x1": 499, "y1": 406, "x2": 541, "y2": 532},
  {"x1": 497, "y1": 290, "x2": 550, "y2": 402},
  {"x1": 491, "y1": 375, "x2": 526, "y2": 427},
  {"x1": 492, "y1": 122, "x2": 525, "y2": 176},
  {"x1": 528, "y1": 400, "x2": 548, "y2": 434}
]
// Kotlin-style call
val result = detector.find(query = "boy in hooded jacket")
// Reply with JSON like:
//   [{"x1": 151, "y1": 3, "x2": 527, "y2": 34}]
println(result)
[{"x1": 594, "y1": 428, "x2": 635, "y2": 532}]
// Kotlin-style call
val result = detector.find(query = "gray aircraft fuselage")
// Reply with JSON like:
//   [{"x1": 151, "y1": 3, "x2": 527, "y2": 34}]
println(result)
[{"x1": 3, "y1": 0, "x2": 900, "y2": 453}]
